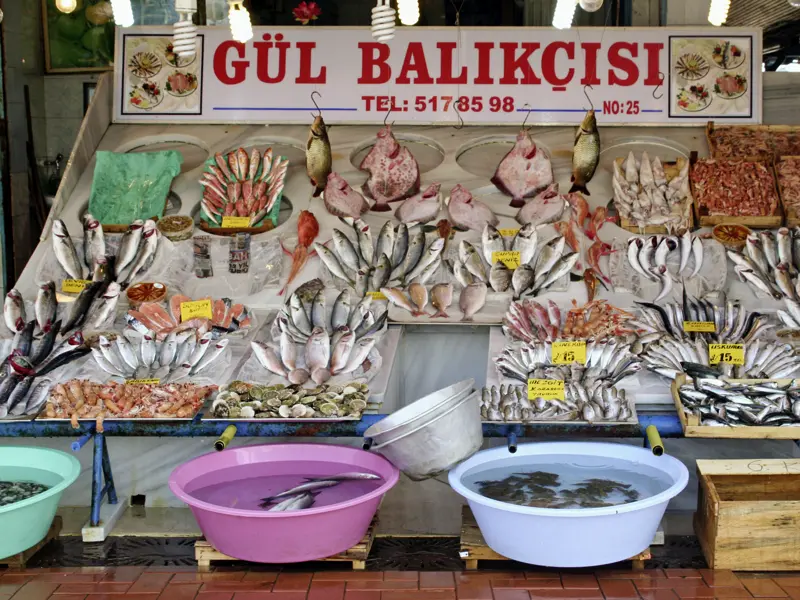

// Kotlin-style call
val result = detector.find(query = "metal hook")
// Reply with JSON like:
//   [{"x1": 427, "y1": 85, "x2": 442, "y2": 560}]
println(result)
[
  {"x1": 652, "y1": 71, "x2": 665, "y2": 100},
  {"x1": 384, "y1": 106, "x2": 394, "y2": 128},
  {"x1": 453, "y1": 104, "x2": 465, "y2": 130},
  {"x1": 521, "y1": 103, "x2": 533, "y2": 131},
  {"x1": 583, "y1": 84, "x2": 595, "y2": 111},
  {"x1": 310, "y1": 91, "x2": 322, "y2": 118}
]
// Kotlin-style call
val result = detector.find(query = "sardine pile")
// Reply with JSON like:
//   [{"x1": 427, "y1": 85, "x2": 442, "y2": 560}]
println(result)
[
  {"x1": 626, "y1": 232, "x2": 704, "y2": 302},
  {"x1": 211, "y1": 381, "x2": 369, "y2": 419},
  {"x1": 259, "y1": 471, "x2": 382, "y2": 511},
  {"x1": 53, "y1": 217, "x2": 160, "y2": 289},
  {"x1": 503, "y1": 299, "x2": 637, "y2": 343},
  {"x1": 633, "y1": 297, "x2": 773, "y2": 343},
  {"x1": 677, "y1": 377, "x2": 800, "y2": 427},
  {"x1": 260, "y1": 289, "x2": 386, "y2": 385},
  {"x1": 317, "y1": 219, "x2": 445, "y2": 292},
  {"x1": 199, "y1": 147, "x2": 287, "y2": 227},
  {"x1": 727, "y1": 229, "x2": 800, "y2": 301},
  {"x1": 448, "y1": 224, "x2": 574, "y2": 297},
  {"x1": 0, "y1": 481, "x2": 50, "y2": 507},
  {"x1": 480, "y1": 383, "x2": 635, "y2": 423},
  {"x1": 612, "y1": 152, "x2": 691, "y2": 231},
  {"x1": 495, "y1": 338, "x2": 643, "y2": 387},
  {"x1": 90, "y1": 331, "x2": 227, "y2": 383}
]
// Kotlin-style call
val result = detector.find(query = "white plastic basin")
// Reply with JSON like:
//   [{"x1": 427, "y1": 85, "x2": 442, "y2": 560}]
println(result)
[{"x1": 448, "y1": 442, "x2": 689, "y2": 567}]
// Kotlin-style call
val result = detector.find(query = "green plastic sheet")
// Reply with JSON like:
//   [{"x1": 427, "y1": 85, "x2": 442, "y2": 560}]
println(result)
[{"x1": 88, "y1": 150, "x2": 183, "y2": 225}]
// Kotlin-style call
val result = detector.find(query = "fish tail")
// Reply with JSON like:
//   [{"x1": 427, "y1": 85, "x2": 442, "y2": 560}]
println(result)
[
  {"x1": 431, "y1": 310, "x2": 449, "y2": 319},
  {"x1": 568, "y1": 181, "x2": 590, "y2": 196},
  {"x1": 461, "y1": 315, "x2": 474, "y2": 322},
  {"x1": 312, "y1": 186, "x2": 323, "y2": 198}
]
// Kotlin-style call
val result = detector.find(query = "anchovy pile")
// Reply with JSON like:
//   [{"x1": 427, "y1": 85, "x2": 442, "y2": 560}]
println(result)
[
  {"x1": 447, "y1": 224, "x2": 574, "y2": 297},
  {"x1": 632, "y1": 296, "x2": 773, "y2": 343},
  {"x1": 727, "y1": 229, "x2": 800, "y2": 300},
  {"x1": 316, "y1": 219, "x2": 445, "y2": 293},
  {"x1": 480, "y1": 383, "x2": 635, "y2": 423},
  {"x1": 0, "y1": 481, "x2": 50, "y2": 507},
  {"x1": 677, "y1": 377, "x2": 800, "y2": 427},
  {"x1": 53, "y1": 217, "x2": 160, "y2": 289},
  {"x1": 646, "y1": 339, "x2": 800, "y2": 380},
  {"x1": 259, "y1": 472, "x2": 382, "y2": 511},
  {"x1": 495, "y1": 337, "x2": 643, "y2": 387},
  {"x1": 90, "y1": 331, "x2": 227, "y2": 383},
  {"x1": 626, "y1": 231, "x2": 704, "y2": 301}
]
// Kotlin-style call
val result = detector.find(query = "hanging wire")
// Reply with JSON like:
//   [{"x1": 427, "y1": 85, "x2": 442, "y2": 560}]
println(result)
[
  {"x1": 310, "y1": 90, "x2": 322, "y2": 118},
  {"x1": 384, "y1": 105, "x2": 395, "y2": 127},
  {"x1": 521, "y1": 103, "x2": 533, "y2": 131},
  {"x1": 652, "y1": 71, "x2": 665, "y2": 99},
  {"x1": 450, "y1": 0, "x2": 466, "y2": 129},
  {"x1": 583, "y1": 85, "x2": 595, "y2": 111}
]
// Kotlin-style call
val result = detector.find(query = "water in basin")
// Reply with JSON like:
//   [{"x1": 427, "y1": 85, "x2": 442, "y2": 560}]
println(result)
[
  {"x1": 189, "y1": 461, "x2": 383, "y2": 511},
  {"x1": 462, "y1": 454, "x2": 671, "y2": 509}
]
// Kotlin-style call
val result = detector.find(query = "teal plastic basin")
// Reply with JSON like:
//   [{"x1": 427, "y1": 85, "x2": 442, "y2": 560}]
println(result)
[{"x1": 0, "y1": 447, "x2": 81, "y2": 559}]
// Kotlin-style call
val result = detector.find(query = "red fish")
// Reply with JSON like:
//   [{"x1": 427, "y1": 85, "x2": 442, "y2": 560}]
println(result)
[
  {"x1": 585, "y1": 206, "x2": 616, "y2": 240},
  {"x1": 587, "y1": 240, "x2": 613, "y2": 284},
  {"x1": 553, "y1": 219, "x2": 580, "y2": 253},
  {"x1": 279, "y1": 210, "x2": 320, "y2": 296},
  {"x1": 565, "y1": 192, "x2": 590, "y2": 228}
]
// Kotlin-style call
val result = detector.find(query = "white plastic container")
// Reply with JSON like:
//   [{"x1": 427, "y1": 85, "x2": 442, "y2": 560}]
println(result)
[{"x1": 448, "y1": 442, "x2": 688, "y2": 567}]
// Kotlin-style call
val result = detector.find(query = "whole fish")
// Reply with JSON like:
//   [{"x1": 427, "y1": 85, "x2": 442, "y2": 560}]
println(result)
[
  {"x1": 775, "y1": 264, "x2": 795, "y2": 300},
  {"x1": 760, "y1": 231, "x2": 780, "y2": 269},
  {"x1": 120, "y1": 220, "x2": 158, "y2": 287},
  {"x1": 381, "y1": 287, "x2": 417, "y2": 316},
  {"x1": 90, "y1": 282, "x2": 121, "y2": 329},
  {"x1": 305, "y1": 328, "x2": 330, "y2": 372},
  {"x1": 159, "y1": 332, "x2": 178, "y2": 367},
  {"x1": 11, "y1": 378, "x2": 51, "y2": 417},
  {"x1": 778, "y1": 228, "x2": 795, "y2": 273},
  {"x1": 4, "y1": 289, "x2": 25, "y2": 333},
  {"x1": 482, "y1": 224, "x2": 506, "y2": 265},
  {"x1": 651, "y1": 265, "x2": 673, "y2": 302},
  {"x1": 192, "y1": 339, "x2": 229, "y2": 374},
  {"x1": 745, "y1": 235, "x2": 770, "y2": 275},
  {"x1": 289, "y1": 293, "x2": 312, "y2": 336},
  {"x1": 261, "y1": 480, "x2": 339, "y2": 504},
  {"x1": 307, "y1": 472, "x2": 382, "y2": 481},
  {"x1": 395, "y1": 183, "x2": 441, "y2": 224},
  {"x1": 82, "y1": 213, "x2": 105, "y2": 271},
  {"x1": 446, "y1": 185, "x2": 499, "y2": 231},
  {"x1": 348, "y1": 295, "x2": 373, "y2": 331},
  {"x1": 627, "y1": 238, "x2": 650, "y2": 280},
  {"x1": 35, "y1": 282, "x2": 57, "y2": 334},
  {"x1": 512, "y1": 264, "x2": 536, "y2": 299},
  {"x1": 690, "y1": 237, "x2": 704, "y2": 277},
  {"x1": 264, "y1": 491, "x2": 319, "y2": 511},
  {"x1": 311, "y1": 290, "x2": 327, "y2": 331},
  {"x1": 330, "y1": 330, "x2": 355, "y2": 374},
  {"x1": 162, "y1": 363, "x2": 192, "y2": 384},
  {"x1": 460, "y1": 283, "x2": 487, "y2": 322},
  {"x1": 331, "y1": 289, "x2": 351, "y2": 331},
  {"x1": 459, "y1": 240, "x2": 487, "y2": 282},
  {"x1": 408, "y1": 282, "x2": 429, "y2": 316},
  {"x1": 314, "y1": 243, "x2": 354, "y2": 286},
  {"x1": 52, "y1": 220, "x2": 85, "y2": 280},
  {"x1": 29, "y1": 320, "x2": 61, "y2": 366},
  {"x1": 307, "y1": 114, "x2": 332, "y2": 197},
  {"x1": 115, "y1": 220, "x2": 145, "y2": 278},
  {"x1": 515, "y1": 184, "x2": 566, "y2": 227},
  {"x1": 36, "y1": 347, "x2": 90, "y2": 377},
  {"x1": 679, "y1": 230, "x2": 692, "y2": 274},
  {"x1": 451, "y1": 258, "x2": 474, "y2": 288},
  {"x1": 410, "y1": 257, "x2": 441, "y2": 285},
  {"x1": 61, "y1": 281, "x2": 102, "y2": 335},
  {"x1": 370, "y1": 253, "x2": 392, "y2": 291},
  {"x1": 116, "y1": 335, "x2": 139, "y2": 371},
  {"x1": 5, "y1": 376, "x2": 34, "y2": 416},
  {"x1": 569, "y1": 109, "x2": 600, "y2": 196},
  {"x1": 375, "y1": 221, "x2": 395, "y2": 267},
  {"x1": 534, "y1": 252, "x2": 580, "y2": 292},
  {"x1": 339, "y1": 336, "x2": 377, "y2": 374},
  {"x1": 489, "y1": 261, "x2": 512, "y2": 293},
  {"x1": 140, "y1": 334, "x2": 157, "y2": 367},
  {"x1": 252, "y1": 341, "x2": 287, "y2": 376},
  {"x1": 735, "y1": 266, "x2": 783, "y2": 300},
  {"x1": 13, "y1": 320, "x2": 36, "y2": 357},
  {"x1": 430, "y1": 283, "x2": 453, "y2": 318},
  {"x1": 331, "y1": 229, "x2": 360, "y2": 272},
  {"x1": 399, "y1": 229, "x2": 425, "y2": 282},
  {"x1": 534, "y1": 236, "x2": 566, "y2": 283},
  {"x1": 351, "y1": 218, "x2": 374, "y2": 266},
  {"x1": 279, "y1": 211, "x2": 320, "y2": 296},
  {"x1": 511, "y1": 223, "x2": 538, "y2": 266},
  {"x1": 405, "y1": 238, "x2": 445, "y2": 282},
  {"x1": 391, "y1": 223, "x2": 409, "y2": 270}
]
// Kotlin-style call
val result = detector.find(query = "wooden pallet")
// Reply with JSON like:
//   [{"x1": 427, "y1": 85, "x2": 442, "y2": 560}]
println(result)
[
  {"x1": 195, "y1": 515, "x2": 378, "y2": 571},
  {"x1": 0, "y1": 516, "x2": 62, "y2": 568},
  {"x1": 460, "y1": 506, "x2": 651, "y2": 571}
]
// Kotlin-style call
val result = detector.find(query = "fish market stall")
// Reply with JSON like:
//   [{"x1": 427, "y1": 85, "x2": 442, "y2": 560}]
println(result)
[{"x1": 6, "y1": 23, "x2": 800, "y2": 546}]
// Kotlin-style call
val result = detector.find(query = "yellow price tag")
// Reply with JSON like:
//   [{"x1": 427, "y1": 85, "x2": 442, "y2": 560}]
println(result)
[
  {"x1": 125, "y1": 379, "x2": 161, "y2": 385},
  {"x1": 552, "y1": 341, "x2": 586, "y2": 365},
  {"x1": 498, "y1": 228, "x2": 519, "y2": 238},
  {"x1": 181, "y1": 299, "x2": 213, "y2": 322},
  {"x1": 367, "y1": 291, "x2": 387, "y2": 301},
  {"x1": 527, "y1": 379, "x2": 565, "y2": 401},
  {"x1": 491, "y1": 250, "x2": 521, "y2": 270},
  {"x1": 62, "y1": 279, "x2": 91, "y2": 294},
  {"x1": 708, "y1": 344, "x2": 745, "y2": 365},
  {"x1": 221, "y1": 216, "x2": 251, "y2": 228},
  {"x1": 683, "y1": 321, "x2": 716, "y2": 333}
]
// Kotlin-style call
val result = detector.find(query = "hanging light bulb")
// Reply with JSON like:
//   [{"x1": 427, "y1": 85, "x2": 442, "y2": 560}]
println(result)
[
  {"x1": 110, "y1": 0, "x2": 135, "y2": 26},
  {"x1": 708, "y1": 0, "x2": 730, "y2": 26},
  {"x1": 173, "y1": 0, "x2": 198, "y2": 58},
  {"x1": 228, "y1": 1, "x2": 253, "y2": 43},
  {"x1": 553, "y1": 0, "x2": 577, "y2": 29},
  {"x1": 55, "y1": 0, "x2": 78, "y2": 14},
  {"x1": 579, "y1": 0, "x2": 603, "y2": 12},
  {"x1": 371, "y1": 0, "x2": 396, "y2": 41},
  {"x1": 398, "y1": 0, "x2": 419, "y2": 25}
]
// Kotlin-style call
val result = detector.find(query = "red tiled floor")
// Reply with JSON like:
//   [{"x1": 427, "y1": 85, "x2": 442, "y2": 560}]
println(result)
[
  {"x1": 491, "y1": 579, "x2": 563, "y2": 590},
  {"x1": 741, "y1": 579, "x2": 789, "y2": 598},
  {"x1": 84, "y1": 595, "x2": 160, "y2": 600},
  {"x1": 562, "y1": 575, "x2": 600, "y2": 590},
  {"x1": 420, "y1": 572, "x2": 456, "y2": 590},
  {"x1": 382, "y1": 591, "x2": 456, "y2": 600},
  {"x1": 313, "y1": 573, "x2": 383, "y2": 582},
  {"x1": 345, "y1": 579, "x2": 418, "y2": 591},
  {"x1": 195, "y1": 593, "x2": 234, "y2": 600},
  {"x1": 673, "y1": 585, "x2": 715, "y2": 599},
  {"x1": 157, "y1": 583, "x2": 202, "y2": 599},
  {"x1": 7, "y1": 581, "x2": 61, "y2": 599},
  {"x1": 47, "y1": 596, "x2": 86, "y2": 600},
  {"x1": 343, "y1": 592, "x2": 381, "y2": 600},
  {"x1": 454, "y1": 580, "x2": 493, "y2": 600},
  {"x1": 666, "y1": 571, "x2": 704, "y2": 579},
  {"x1": 127, "y1": 574, "x2": 174, "y2": 595},
  {"x1": 713, "y1": 588, "x2": 755, "y2": 599},
  {"x1": 307, "y1": 581, "x2": 345, "y2": 600},
  {"x1": 598, "y1": 579, "x2": 640, "y2": 599},
  {"x1": 492, "y1": 591, "x2": 532, "y2": 600},
  {"x1": 273, "y1": 574, "x2": 313, "y2": 593}
]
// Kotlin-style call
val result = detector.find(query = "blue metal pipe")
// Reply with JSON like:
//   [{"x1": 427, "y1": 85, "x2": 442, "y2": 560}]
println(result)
[{"x1": 71, "y1": 431, "x2": 93, "y2": 452}]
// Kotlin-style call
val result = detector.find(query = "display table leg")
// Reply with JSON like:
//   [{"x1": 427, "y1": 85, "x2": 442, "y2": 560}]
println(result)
[{"x1": 81, "y1": 431, "x2": 126, "y2": 542}]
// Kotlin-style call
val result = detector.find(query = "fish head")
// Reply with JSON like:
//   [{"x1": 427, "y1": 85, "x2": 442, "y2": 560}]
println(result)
[
  {"x1": 130, "y1": 220, "x2": 144, "y2": 231},
  {"x1": 52, "y1": 220, "x2": 69, "y2": 238},
  {"x1": 448, "y1": 184, "x2": 472, "y2": 205},
  {"x1": 423, "y1": 183, "x2": 442, "y2": 197},
  {"x1": 580, "y1": 109, "x2": 597, "y2": 133},
  {"x1": 84, "y1": 214, "x2": 101, "y2": 230},
  {"x1": 6, "y1": 289, "x2": 22, "y2": 302},
  {"x1": 310, "y1": 115, "x2": 328, "y2": 138},
  {"x1": 69, "y1": 331, "x2": 85, "y2": 346},
  {"x1": 10, "y1": 356, "x2": 34, "y2": 375},
  {"x1": 104, "y1": 282, "x2": 122, "y2": 298},
  {"x1": 142, "y1": 220, "x2": 157, "y2": 237}
]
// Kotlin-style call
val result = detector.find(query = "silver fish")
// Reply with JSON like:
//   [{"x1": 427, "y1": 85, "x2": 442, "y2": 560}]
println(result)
[
  {"x1": 52, "y1": 220, "x2": 85, "y2": 280},
  {"x1": 353, "y1": 218, "x2": 374, "y2": 266},
  {"x1": 162, "y1": 363, "x2": 192, "y2": 384},
  {"x1": 370, "y1": 253, "x2": 392, "y2": 291},
  {"x1": 459, "y1": 240, "x2": 487, "y2": 282},
  {"x1": 354, "y1": 267, "x2": 369, "y2": 298},
  {"x1": 391, "y1": 223, "x2": 409, "y2": 269},
  {"x1": 120, "y1": 221, "x2": 158, "y2": 286},
  {"x1": 651, "y1": 265, "x2": 673, "y2": 302},
  {"x1": 189, "y1": 332, "x2": 214, "y2": 367},
  {"x1": 90, "y1": 282, "x2": 121, "y2": 329},
  {"x1": 460, "y1": 283, "x2": 487, "y2": 322},
  {"x1": 289, "y1": 293, "x2": 312, "y2": 336},
  {"x1": 375, "y1": 221, "x2": 395, "y2": 268},
  {"x1": 14, "y1": 378, "x2": 51, "y2": 417},
  {"x1": 381, "y1": 287, "x2": 416, "y2": 315},
  {"x1": 309, "y1": 472, "x2": 382, "y2": 481},
  {"x1": 34, "y1": 282, "x2": 57, "y2": 334},
  {"x1": 451, "y1": 258, "x2": 473, "y2": 288},
  {"x1": 91, "y1": 348, "x2": 126, "y2": 377},
  {"x1": 534, "y1": 236, "x2": 566, "y2": 283},
  {"x1": 778, "y1": 227, "x2": 794, "y2": 271},
  {"x1": 401, "y1": 230, "x2": 426, "y2": 282},
  {"x1": 745, "y1": 235, "x2": 770, "y2": 275},
  {"x1": 331, "y1": 289, "x2": 351, "y2": 331},
  {"x1": 116, "y1": 335, "x2": 139, "y2": 371},
  {"x1": 679, "y1": 230, "x2": 692, "y2": 274},
  {"x1": 690, "y1": 237, "x2": 704, "y2": 277},
  {"x1": 482, "y1": 224, "x2": 506, "y2": 265},
  {"x1": 140, "y1": 334, "x2": 157, "y2": 367},
  {"x1": 489, "y1": 260, "x2": 512, "y2": 292},
  {"x1": 311, "y1": 290, "x2": 327, "y2": 331},
  {"x1": 736, "y1": 266, "x2": 782, "y2": 300},
  {"x1": 4, "y1": 289, "x2": 25, "y2": 333},
  {"x1": 314, "y1": 243, "x2": 354, "y2": 286},
  {"x1": 348, "y1": 295, "x2": 373, "y2": 331},
  {"x1": 760, "y1": 231, "x2": 779, "y2": 269},
  {"x1": 331, "y1": 229, "x2": 360, "y2": 272},
  {"x1": 534, "y1": 252, "x2": 579, "y2": 292},
  {"x1": 304, "y1": 327, "x2": 330, "y2": 372},
  {"x1": 261, "y1": 480, "x2": 339, "y2": 503},
  {"x1": 512, "y1": 264, "x2": 535, "y2": 299},
  {"x1": 627, "y1": 238, "x2": 651, "y2": 280},
  {"x1": 330, "y1": 330, "x2": 355, "y2": 374},
  {"x1": 339, "y1": 336, "x2": 376, "y2": 374},
  {"x1": 192, "y1": 338, "x2": 229, "y2": 374},
  {"x1": 252, "y1": 341, "x2": 287, "y2": 376},
  {"x1": 409, "y1": 257, "x2": 440, "y2": 285},
  {"x1": 266, "y1": 492, "x2": 318, "y2": 511},
  {"x1": 511, "y1": 223, "x2": 538, "y2": 266},
  {"x1": 637, "y1": 236, "x2": 658, "y2": 280},
  {"x1": 405, "y1": 238, "x2": 444, "y2": 282},
  {"x1": 775, "y1": 264, "x2": 795, "y2": 300},
  {"x1": 82, "y1": 213, "x2": 105, "y2": 271}
]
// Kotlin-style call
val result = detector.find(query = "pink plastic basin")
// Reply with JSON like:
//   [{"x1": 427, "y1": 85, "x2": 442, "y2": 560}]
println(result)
[{"x1": 169, "y1": 443, "x2": 399, "y2": 563}]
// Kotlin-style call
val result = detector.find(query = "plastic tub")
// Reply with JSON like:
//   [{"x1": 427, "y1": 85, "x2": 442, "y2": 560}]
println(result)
[
  {"x1": 0, "y1": 447, "x2": 81, "y2": 559},
  {"x1": 364, "y1": 378, "x2": 473, "y2": 447},
  {"x1": 449, "y1": 442, "x2": 689, "y2": 567},
  {"x1": 373, "y1": 390, "x2": 483, "y2": 480},
  {"x1": 169, "y1": 443, "x2": 399, "y2": 563}
]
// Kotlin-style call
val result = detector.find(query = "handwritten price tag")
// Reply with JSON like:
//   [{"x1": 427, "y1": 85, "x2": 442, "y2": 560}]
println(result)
[
  {"x1": 367, "y1": 291, "x2": 387, "y2": 300},
  {"x1": 125, "y1": 379, "x2": 161, "y2": 385},
  {"x1": 221, "y1": 216, "x2": 251, "y2": 228},
  {"x1": 498, "y1": 228, "x2": 519, "y2": 238},
  {"x1": 491, "y1": 250, "x2": 521, "y2": 270},
  {"x1": 61, "y1": 279, "x2": 91, "y2": 294},
  {"x1": 683, "y1": 321, "x2": 716, "y2": 333},
  {"x1": 709, "y1": 343, "x2": 745, "y2": 365},
  {"x1": 527, "y1": 379, "x2": 565, "y2": 401},
  {"x1": 181, "y1": 299, "x2": 213, "y2": 322},
  {"x1": 552, "y1": 341, "x2": 586, "y2": 365}
]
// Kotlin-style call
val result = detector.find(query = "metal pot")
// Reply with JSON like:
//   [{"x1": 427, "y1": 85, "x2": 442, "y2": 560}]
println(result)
[{"x1": 371, "y1": 390, "x2": 483, "y2": 481}]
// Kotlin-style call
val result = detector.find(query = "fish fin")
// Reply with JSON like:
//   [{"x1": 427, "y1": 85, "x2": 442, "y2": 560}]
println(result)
[
  {"x1": 460, "y1": 315, "x2": 474, "y2": 322},
  {"x1": 568, "y1": 182, "x2": 591, "y2": 196},
  {"x1": 312, "y1": 186, "x2": 323, "y2": 198},
  {"x1": 431, "y1": 311, "x2": 449, "y2": 319},
  {"x1": 279, "y1": 241, "x2": 293, "y2": 257}
]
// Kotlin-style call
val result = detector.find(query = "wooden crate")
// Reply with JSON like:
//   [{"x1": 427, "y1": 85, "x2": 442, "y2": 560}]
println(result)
[
  {"x1": 615, "y1": 157, "x2": 695, "y2": 235},
  {"x1": 706, "y1": 122, "x2": 800, "y2": 159},
  {"x1": 690, "y1": 153, "x2": 784, "y2": 229},
  {"x1": 695, "y1": 459, "x2": 800, "y2": 570},
  {"x1": 671, "y1": 375, "x2": 800, "y2": 439},
  {"x1": 194, "y1": 514, "x2": 377, "y2": 571},
  {"x1": 776, "y1": 156, "x2": 800, "y2": 227},
  {"x1": 459, "y1": 506, "x2": 650, "y2": 571},
  {"x1": 0, "y1": 516, "x2": 62, "y2": 568}
]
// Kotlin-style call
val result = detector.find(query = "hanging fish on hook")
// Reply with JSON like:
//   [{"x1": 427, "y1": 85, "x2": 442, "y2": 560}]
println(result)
[
  {"x1": 307, "y1": 91, "x2": 332, "y2": 198},
  {"x1": 569, "y1": 87, "x2": 601, "y2": 196}
]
